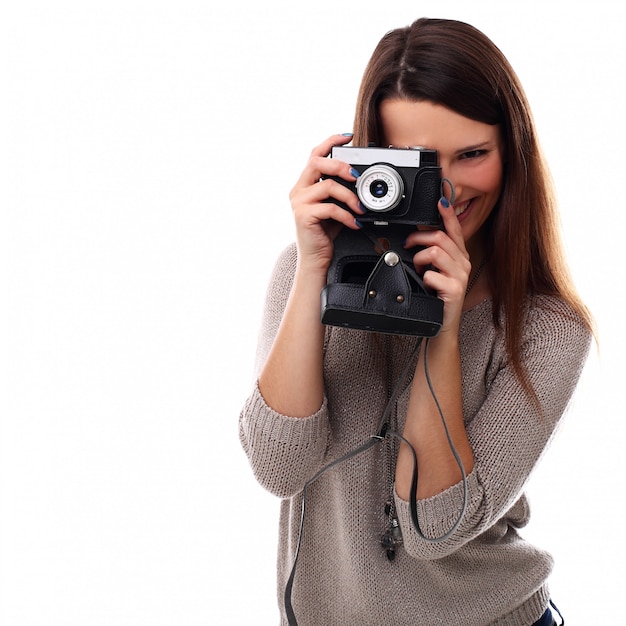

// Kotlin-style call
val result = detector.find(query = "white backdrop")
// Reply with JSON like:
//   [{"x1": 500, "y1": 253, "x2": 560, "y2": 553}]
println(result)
[{"x1": 3, "y1": 1, "x2": 624, "y2": 624}]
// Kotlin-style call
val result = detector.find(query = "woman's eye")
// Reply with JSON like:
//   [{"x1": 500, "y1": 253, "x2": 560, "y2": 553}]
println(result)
[{"x1": 460, "y1": 149, "x2": 487, "y2": 160}]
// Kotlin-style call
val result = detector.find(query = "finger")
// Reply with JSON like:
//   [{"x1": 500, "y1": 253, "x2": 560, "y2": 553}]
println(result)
[
  {"x1": 411, "y1": 244, "x2": 456, "y2": 277},
  {"x1": 310, "y1": 133, "x2": 354, "y2": 159},
  {"x1": 405, "y1": 229, "x2": 466, "y2": 265},
  {"x1": 294, "y1": 134, "x2": 355, "y2": 185},
  {"x1": 293, "y1": 155, "x2": 360, "y2": 200},
  {"x1": 293, "y1": 177, "x2": 363, "y2": 214},
  {"x1": 294, "y1": 198, "x2": 362, "y2": 232},
  {"x1": 291, "y1": 135, "x2": 364, "y2": 215},
  {"x1": 410, "y1": 235, "x2": 471, "y2": 288},
  {"x1": 438, "y1": 196, "x2": 467, "y2": 253},
  {"x1": 422, "y1": 267, "x2": 466, "y2": 302}
]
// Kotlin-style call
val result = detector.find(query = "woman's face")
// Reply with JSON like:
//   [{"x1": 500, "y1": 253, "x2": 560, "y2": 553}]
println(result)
[{"x1": 379, "y1": 99, "x2": 504, "y2": 245}]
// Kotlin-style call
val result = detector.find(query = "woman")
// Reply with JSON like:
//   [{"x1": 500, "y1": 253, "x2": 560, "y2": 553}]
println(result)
[{"x1": 239, "y1": 18, "x2": 593, "y2": 626}]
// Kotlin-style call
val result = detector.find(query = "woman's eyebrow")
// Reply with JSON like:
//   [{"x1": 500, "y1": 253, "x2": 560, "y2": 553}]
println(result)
[{"x1": 455, "y1": 141, "x2": 493, "y2": 154}]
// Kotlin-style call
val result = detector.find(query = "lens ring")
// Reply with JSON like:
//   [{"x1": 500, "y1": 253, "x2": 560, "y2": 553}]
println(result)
[{"x1": 356, "y1": 164, "x2": 404, "y2": 212}]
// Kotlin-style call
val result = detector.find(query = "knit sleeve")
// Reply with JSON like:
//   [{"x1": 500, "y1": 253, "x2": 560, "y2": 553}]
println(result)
[
  {"x1": 238, "y1": 244, "x2": 331, "y2": 498},
  {"x1": 394, "y1": 297, "x2": 592, "y2": 560}
]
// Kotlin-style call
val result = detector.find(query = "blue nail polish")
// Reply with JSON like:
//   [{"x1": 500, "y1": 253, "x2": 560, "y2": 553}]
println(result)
[
  {"x1": 355, "y1": 219, "x2": 363, "y2": 229},
  {"x1": 440, "y1": 196, "x2": 450, "y2": 208},
  {"x1": 342, "y1": 132, "x2": 354, "y2": 137},
  {"x1": 350, "y1": 167, "x2": 361, "y2": 178}
]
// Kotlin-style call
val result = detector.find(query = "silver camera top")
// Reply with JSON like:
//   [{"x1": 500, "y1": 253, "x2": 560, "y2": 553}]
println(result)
[{"x1": 330, "y1": 145, "x2": 437, "y2": 168}]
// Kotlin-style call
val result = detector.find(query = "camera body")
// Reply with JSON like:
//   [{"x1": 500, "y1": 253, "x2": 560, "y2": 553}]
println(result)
[
  {"x1": 325, "y1": 145, "x2": 442, "y2": 227},
  {"x1": 320, "y1": 145, "x2": 445, "y2": 336}
]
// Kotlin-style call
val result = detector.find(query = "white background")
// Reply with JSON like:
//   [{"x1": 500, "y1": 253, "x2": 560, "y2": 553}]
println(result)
[{"x1": 3, "y1": 1, "x2": 624, "y2": 624}]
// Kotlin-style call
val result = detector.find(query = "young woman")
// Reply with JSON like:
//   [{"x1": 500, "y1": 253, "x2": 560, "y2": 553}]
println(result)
[{"x1": 239, "y1": 18, "x2": 593, "y2": 626}]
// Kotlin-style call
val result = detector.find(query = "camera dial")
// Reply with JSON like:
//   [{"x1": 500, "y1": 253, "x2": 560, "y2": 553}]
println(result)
[{"x1": 356, "y1": 164, "x2": 404, "y2": 212}]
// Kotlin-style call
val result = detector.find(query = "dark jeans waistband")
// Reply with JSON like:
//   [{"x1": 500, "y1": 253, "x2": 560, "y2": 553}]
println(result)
[{"x1": 532, "y1": 599, "x2": 563, "y2": 626}]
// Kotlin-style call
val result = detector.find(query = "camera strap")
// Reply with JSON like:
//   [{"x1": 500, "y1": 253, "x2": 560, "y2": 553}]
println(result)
[{"x1": 283, "y1": 336, "x2": 469, "y2": 625}]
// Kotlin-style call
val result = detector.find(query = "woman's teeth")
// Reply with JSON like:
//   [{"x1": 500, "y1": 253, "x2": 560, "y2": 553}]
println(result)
[{"x1": 455, "y1": 200, "x2": 471, "y2": 217}]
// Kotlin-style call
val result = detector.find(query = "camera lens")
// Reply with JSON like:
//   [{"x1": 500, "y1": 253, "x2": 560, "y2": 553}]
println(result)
[
  {"x1": 370, "y1": 180, "x2": 389, "y2": 198},
  {"x1": 356, "y1": 164, "x2": 404, "y2": 212}
]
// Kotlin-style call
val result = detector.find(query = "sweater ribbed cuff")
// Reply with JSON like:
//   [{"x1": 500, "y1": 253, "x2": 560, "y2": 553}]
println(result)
[
  {"x1": 394, "y1": 469, "x2": 483, "y2": 559},
  {"x1": 241, "y1": 382, "x2": 329, "y2": 449}
]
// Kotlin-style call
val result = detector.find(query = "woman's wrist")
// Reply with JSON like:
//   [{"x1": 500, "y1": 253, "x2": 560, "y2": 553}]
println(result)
[
  {"x1": 294, "y1": 257, "x2": 330, "y2": 286},
  {"x1": 429, "y1": 323, "x2": 461, "y2": 353}
]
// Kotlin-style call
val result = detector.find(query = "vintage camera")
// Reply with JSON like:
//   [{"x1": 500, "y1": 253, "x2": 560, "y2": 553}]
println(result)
[
  {"x1": 321, "y1": 146, "x2": 449, "y2": 336},
  {"x1": 326, "y1": 145, "x2": 442, "y2": 226}
]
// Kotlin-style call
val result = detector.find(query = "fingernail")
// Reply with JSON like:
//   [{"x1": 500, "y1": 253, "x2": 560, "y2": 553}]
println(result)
[
  {"x1": 350, "y1": 167, "x2": 361, "y2": 178},
  {"x1": 440, "y1": 196, "x2": 450, "y2": 208},
  {"x1": 355, "y1": 219, "x2": 363, "y2": 229},
  {"x1": 342, "y1": 132, "x2": 354, "y2": 137}
]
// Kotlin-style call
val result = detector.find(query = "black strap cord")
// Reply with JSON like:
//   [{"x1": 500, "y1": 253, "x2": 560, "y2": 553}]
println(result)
[
  {"x1": 283, "y1": 435, "x2": 383, "y2": 625},
  {"x1": 284, "y1": 339, "x2": 422, "y2": 625},
  {"x1": 406, "y1": 338, "x2": 469, "y2": 542},
  {"x1": 284, "y1": 336, "x2": 469, "y2": 624}
]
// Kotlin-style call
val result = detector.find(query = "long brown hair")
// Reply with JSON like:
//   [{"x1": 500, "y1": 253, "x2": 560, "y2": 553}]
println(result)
[{"x1": 353, "y1": 18, "x2": 594, "y2": 390}]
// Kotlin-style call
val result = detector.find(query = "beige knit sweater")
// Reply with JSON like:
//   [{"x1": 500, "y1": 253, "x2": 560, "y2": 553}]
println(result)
[{"x1": 239, "y1": 243, "x2": 590, "y2": 626}]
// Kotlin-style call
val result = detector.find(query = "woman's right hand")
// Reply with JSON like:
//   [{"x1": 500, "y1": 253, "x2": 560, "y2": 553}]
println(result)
[{"x1": 289, "y1": 134, "x2": 364, "y2": 274}]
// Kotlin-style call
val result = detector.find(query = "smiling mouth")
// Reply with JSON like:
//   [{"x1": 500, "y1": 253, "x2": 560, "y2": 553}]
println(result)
[{"x1": 454, "y1": 199, "x2": 473, "y2": 217}]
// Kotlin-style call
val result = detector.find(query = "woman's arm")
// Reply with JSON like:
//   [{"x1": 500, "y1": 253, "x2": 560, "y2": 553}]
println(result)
[
  {"x1": 239, "y1": 134, "x2": 365, "y2": 496},
  {"x1": 395, "y1": 297, "x2": 591, "y2": 560},
  {"x1": 239, "y1": 245, "x2": 332, "y2": 498},
  {"x1": 257, "y1": 134, "x2": 363, "y2": 417},
  {"x1": 257, "y1": 265, "x2": 327, "y2": 417},
  {"x1": 397, "y1": 331, "x2": 475, "y2": 500}
]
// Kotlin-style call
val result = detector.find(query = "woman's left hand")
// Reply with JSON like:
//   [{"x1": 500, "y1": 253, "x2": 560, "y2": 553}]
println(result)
[{"x1": 403, "y1": 198, "x2": 472, "y2": 335}]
